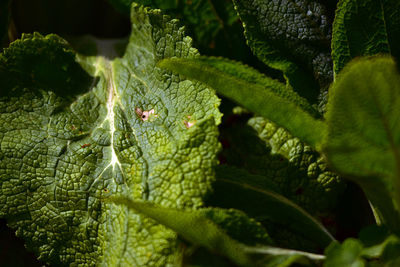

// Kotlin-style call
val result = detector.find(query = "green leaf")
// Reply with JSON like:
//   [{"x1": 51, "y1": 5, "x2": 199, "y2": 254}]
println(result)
[
  {"x1": 244, "y1": 246, "x2": 324, "y2": 266},
  {"x1": 359, "y1": 227, "x2": 400, "y2": 265},
  {"x1": 358, "y1": 224, "x2": 389, "y2": 247},
  {"x1": 361, "y1": 235, "x2": 400, "y2": 259},
  {"x1": 108, "y1": 197, "x2": 260, "y2": 266},
  {"x1": 324, "y1": 233, "x2": 400, "y2": 266},
  {"x1": 211, "y1": 113, "x2": 343, "y2": 251},
  {"x1": 214, "y1": 165, "x2": 335, "y2": 249},
  {"x1": 232, "y1": 0, "x2": 334, "y2": 103},
  {"x1": 0, "y1": 4, "x2": 221, "y2": 266},
  {"x1": 213, "y1": 112, "x2": 344, "y2": 216},
  {"x1": 248, "y1": 117, "x2": 345, "y2": 214},
  {"x1": 324, "y1": 239, "x2": 366, "y2": 267},
  {"x1": 110, "y1": 197, "x2": 326, "y2": 267},
  {"x1": 332, "y1": 0, "x2": 400, "y2": 75},
  {"x1": 251, "y1": 254, "x2": 311, "y2": 267},
  {"x1": 324, "y1": 56, "x2": 400, "y2": 233},
  {"x1": 199, "y1": 207, "x2": 273, "y2": 247},
  {"x1": 159, "y1": 56, "x2": 326, "y2": 148},
  {"x1": 215, "y1": 165, "x2": 282, "y2": 196}
]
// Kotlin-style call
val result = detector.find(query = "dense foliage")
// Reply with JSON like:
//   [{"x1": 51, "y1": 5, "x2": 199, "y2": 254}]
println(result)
[{"x1": 1, "y1": 0, "x2": 400, "y2": 266}]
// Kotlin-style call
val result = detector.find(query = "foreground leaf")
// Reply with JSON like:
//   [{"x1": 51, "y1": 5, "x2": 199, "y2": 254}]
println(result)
[
  {"x1": 232, "y1": 0, "x2": 334, "y2": 103},
  {"x1": 332, "y1": 0, "x2": 400, "y2": 74},
  {"x1": 324, "y1": 233, "x2": 400, "y2": 267},
  {"x1": 0, "y1": 4, "x2": 221, "y2": 266},
  {"x1": 159, "y1": 56, "x2": 326, "y2": 148},
  {"x1": 109, "y1": 197, "x2": 259, "y2": 266},
  {"x1": 111, "y1": 197, "x2": 325, "y2": 266},
  {"x1": 324, "y1": 56, "x2": 400, "y2": 233},
  {"x1": 324, "y1": 239, "x2": 365, "y2": 267}
]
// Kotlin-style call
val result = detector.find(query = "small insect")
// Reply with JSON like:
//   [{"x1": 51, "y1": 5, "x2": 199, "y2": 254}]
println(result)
[
  {"x1": 135, "y1": 107, "x2": 156, "y2": 121},
  {"x1": 81, "y1": 143, "x2": 91, "y2": 148},
  {"x1": 184, "y1": 121, "x2": 195, "y2": 128},
  {"x1": 184, "y1": 116, "x2": 195, "y2": 128}
]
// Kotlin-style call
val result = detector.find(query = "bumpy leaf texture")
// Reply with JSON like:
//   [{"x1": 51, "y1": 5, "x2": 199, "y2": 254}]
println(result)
[
  {"x1": 0, "y1": 4, "x2": 221, "y2": 266},
  {"x1": 112, "y1": 197, "x2": 326, "y2": 267},
  {"x1": 211, "y1": 113, "x2": 342, "y2": 252},
  {"x1": 248, "y1": 117, "x2": 343, "y2": 213},
  {"x1": 332, "y1": 0, "x2": 400, "y2": 74},
  {"x1": 219, "y1": 116, "x2": 344, "y2": 215},
  {"x1": 111, "y1": 197, "x2": 272, "y2": 266},
  {"x1": 232, "y1": 0, "x2": 334, "y2": 106}
]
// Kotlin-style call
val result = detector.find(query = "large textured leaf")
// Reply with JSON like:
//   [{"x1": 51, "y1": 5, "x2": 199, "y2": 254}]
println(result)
[
  {"x1": 159, "y1": 57, "x2": 326, "y2": 148},
  {"x1": 0, "y1": 4, "x2": 221, "y2": 266},
  {"x1": 209, "y1": 115, "x2": 342, "y2": 251},
  {"x1": 248, "y1": 117, "x2": 344, "y2": 214},
  {"x1": 332, "y1": 0, "x2": 400, "y2": 74},
  {"x1": 214, "y1": 119, "x2": 333, "y2": 215},
  {"x1": 232, "y1": 0, "x2": 334, "y2": 104},
  {"x1": 324, "y1": 56, "x2": 400, "y2": 234},
  {"x1": 111, "y1": 197, "x2": 325, "y2": 267}
]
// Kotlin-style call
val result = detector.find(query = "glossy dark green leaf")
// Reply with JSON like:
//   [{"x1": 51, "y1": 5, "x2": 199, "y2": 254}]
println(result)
[{"x1": 332, "y1": 0, "x2": 400, "y2": 74}]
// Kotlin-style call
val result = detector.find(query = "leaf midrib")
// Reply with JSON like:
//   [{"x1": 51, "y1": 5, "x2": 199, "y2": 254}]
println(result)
[{"x1": 379, "y1": 0, "x2": 392, "y2": 55}]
